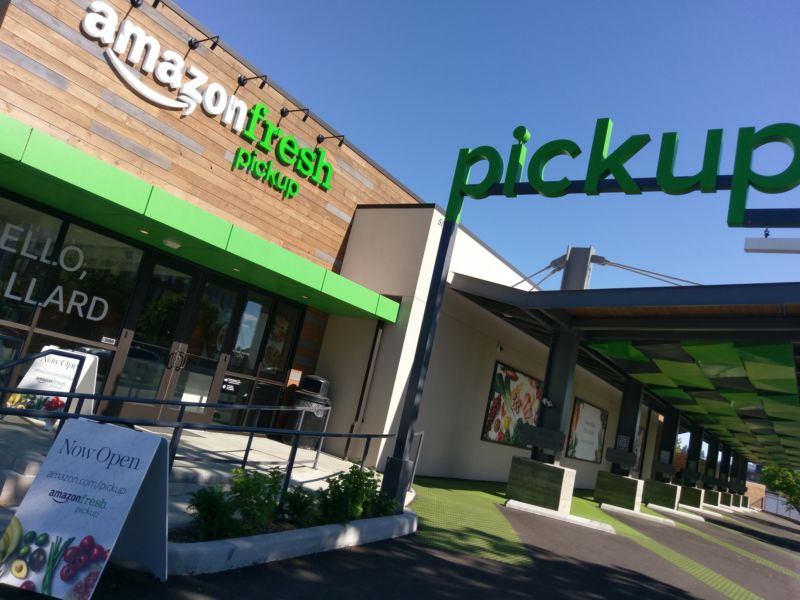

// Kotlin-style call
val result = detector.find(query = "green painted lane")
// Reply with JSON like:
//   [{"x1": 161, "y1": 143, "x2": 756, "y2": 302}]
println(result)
[
  {"x1": 570, "y1": 496, "x2": 763, "y2": 600},
  {"x1": 676, "y1": 521, "x2": 800, "y2": 580}
]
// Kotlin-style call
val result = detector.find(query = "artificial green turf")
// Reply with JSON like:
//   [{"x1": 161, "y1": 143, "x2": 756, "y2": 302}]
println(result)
[
  {"x1": 410, "y1": 477, "x2": 533, "y2": 567},
  {"x1": 412, "y1": 479, "x2": 763, "y2": 599}
]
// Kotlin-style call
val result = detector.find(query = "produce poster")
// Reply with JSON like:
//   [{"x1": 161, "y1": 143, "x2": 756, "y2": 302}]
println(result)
[
  {"x1": 481, "y1": 361, "x2": 542, "y2": 448},
  {"x1": 0, "y1": 420, "x2": 163, "y2": 599},
  {"x1": 565, "y1": 398, "x2": 608, "y2": 463}
]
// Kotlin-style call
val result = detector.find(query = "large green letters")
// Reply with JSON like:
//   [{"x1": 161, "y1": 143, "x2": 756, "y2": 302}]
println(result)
[
  {"x1": 584, "y1": 118, "x2": 651, "y2": 195},
  {"x1": 729, "y1": 123, "x2": 800, "y2": 226}
]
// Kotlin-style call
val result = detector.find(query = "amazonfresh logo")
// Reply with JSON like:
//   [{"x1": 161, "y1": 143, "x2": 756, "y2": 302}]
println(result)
[
  {"x1": 82, "y1": 1, "x2": 248, "y2": 130},
  {"x1": 81, "y1": 2, "x2": 334, "y2": 200},
  {"x1": 449, "y1": 119, "x2": 800, "y2": 227},
  {"x1": 49, "y1": 489, "x2": 107, "y2": 510}
]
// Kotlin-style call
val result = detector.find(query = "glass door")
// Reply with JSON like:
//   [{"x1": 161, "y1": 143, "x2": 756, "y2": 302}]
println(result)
[
  {"x1": 105, "y1": 262, "x2": 194, "y2": 419},
  {"x1": 160, "y1": 279, "x2": 241, "y2": 422}
]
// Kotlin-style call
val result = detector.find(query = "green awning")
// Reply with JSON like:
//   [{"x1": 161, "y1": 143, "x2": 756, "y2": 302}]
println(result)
[{"x1": 0, "y1": 113, "x2": 398, "y2": 322}]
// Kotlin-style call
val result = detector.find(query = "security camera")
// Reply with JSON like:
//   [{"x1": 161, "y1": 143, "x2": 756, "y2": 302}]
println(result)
[{"x1": 496, "y1": 343, "x2": 504, "y2": 352}]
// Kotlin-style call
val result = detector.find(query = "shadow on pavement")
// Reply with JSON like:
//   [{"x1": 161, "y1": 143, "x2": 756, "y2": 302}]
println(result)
[
  {"x1": 705, "y1": 514, "x2": 800, "y2": 552},
  {"x1": 737, "y1": 512, "x2": 800, "y2": 537},
  {"x1": 1, "y1": 535, "x2": 700, "y2": 600}
]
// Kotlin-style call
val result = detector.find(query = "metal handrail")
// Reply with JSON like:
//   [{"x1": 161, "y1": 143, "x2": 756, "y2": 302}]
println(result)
[
  {"x1": 0, "y1": 352, "x2": 390, "y2": 504},
  {"x1": 0, "y1": 385, "x2": 324, "y2": 413},
  {"x1": 0, "y1": 404, "x2": 394, "y2": 504},
  {"x1": 0, "y1": 384, "x2": 333, "y2": 466}
]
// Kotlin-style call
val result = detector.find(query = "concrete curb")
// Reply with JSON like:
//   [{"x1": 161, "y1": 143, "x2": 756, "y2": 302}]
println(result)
[
  {"x1": 704, "y1": 504, "x2": 734, "y2": 514},
  {"x1": 647, "y1": 503, "x2": 705, "y2": 522},
  {"x1": 506, "y1": 500, "x2": 616, "y2": 534},
  {"x1": 167, "y1": 510, "x2": 418, "y2": 575},
  {"x1": 679, "y1": 504, "x2": 723, "y2": 518},
  {"x1": 600, "y1": 503, "x2": 675, "y2": 526}
]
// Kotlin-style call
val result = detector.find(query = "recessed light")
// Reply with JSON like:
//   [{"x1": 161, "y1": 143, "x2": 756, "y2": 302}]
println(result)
[
  {"x1": 139, "y1": 229, "x2": 150, "y2": 235},
  {"x1": 162, "y1": 239, "x2": 182, "y2": 249},
  {"x1": 233, "y1": 267, "x2": 241, "y2": 272},
  {"x1": 301, "y1": 295, "x2": 309, "y2": 300}
]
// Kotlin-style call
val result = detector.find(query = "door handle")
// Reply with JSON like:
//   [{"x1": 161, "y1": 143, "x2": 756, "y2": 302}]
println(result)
[
  {"x1": 167, "y1": 350, "x2": 189, "y2": 371},
  {"x1": 167, "y1": 351, "x2": 176, "y2": 369},
  {"x1": 180, "y1": 352, "x2": 189, "y2": 369}
]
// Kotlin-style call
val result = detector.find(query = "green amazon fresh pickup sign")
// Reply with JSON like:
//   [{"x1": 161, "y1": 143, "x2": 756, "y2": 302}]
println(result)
[
  {"x1": 232, "y1": 103, "x2": 334, "y2": 200},
  {"x1": 81, "y1": 2, "x2": 333, "y2": 202},
  {"x1": 445, "y1": 118, "x2": 800, "y2": 227}
]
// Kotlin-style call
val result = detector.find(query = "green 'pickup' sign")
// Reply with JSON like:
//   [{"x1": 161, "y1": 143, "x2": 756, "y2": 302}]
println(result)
[{"x1": 445, "y1": 118, "x2": 800, "y2": 228}]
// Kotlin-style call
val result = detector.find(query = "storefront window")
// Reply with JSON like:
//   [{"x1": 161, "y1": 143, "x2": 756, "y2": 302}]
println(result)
[
  {"x1": 37, "y1": 224, "x2": 143, "y2": 343},
  {"x1": 0, "y1": 325, "x2": 24, "y2": 386},
  {"x1": 258, "y1": 303, "x2": 302, "y2": 383},
  {"x1": 136, "y1": 265, "x2": 192, "y2": 348},
  {"x1": 187, "y1": 281, "x2": 239, "y2": 360},
  {"x1": 228, "y1": 292, "x2": 273, "y2": 375},
  {"x1": 0, "y1": 196, "x2": 63, "y2": 325}
]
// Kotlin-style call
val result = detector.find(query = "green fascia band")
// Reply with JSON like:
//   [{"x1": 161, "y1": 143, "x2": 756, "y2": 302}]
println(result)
[
  {"x1": 0, "y1": 115, "x2": 398, "y2": 322},
  {"x1": 0, "y1": 113, "x2": 32, "y2": 164},
  {"x1": 145, "y1": 188, "x2": 232, "y2": 250}
]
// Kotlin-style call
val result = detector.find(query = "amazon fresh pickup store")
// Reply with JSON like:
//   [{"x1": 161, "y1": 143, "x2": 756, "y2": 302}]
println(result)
[
  {"x1": 0, "y1": 0, "x2": 674, "y2": 491},
  {"x1": 0, "y1": 0, "x2": 415, "y2": 425},
  {"x1": 1, "y1": 1, "x2": 776, "y2": 501}
]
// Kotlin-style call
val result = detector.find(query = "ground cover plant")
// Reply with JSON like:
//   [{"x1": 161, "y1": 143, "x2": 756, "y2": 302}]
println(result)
[{"x1": 185, "y1": 466, "x2": 397, "y2": 541}]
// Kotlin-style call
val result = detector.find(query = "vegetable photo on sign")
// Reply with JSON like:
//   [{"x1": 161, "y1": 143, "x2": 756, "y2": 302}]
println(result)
[
  {"x1": 480, "y1": 362, "x2": 542, "y2": 449},
  {"x1": 0, "y1": 515, "x2": 109, "y2": 599}
]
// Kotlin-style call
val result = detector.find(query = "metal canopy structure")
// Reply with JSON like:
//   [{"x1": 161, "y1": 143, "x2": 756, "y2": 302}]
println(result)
[{"x1": 451, "y1": 274, "x2": 800, "y2": 469}]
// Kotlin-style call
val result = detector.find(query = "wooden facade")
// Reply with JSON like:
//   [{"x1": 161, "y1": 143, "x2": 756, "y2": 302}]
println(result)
[
  {"x1": 0, "y1": 0, "x2": 422, "y2": 377},
  {"x1": 0, "y1": 0, "x2": 420, "y2": 270}
]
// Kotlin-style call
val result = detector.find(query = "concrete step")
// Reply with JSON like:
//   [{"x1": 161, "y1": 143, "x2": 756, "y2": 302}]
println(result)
[
  {"x1": 0, "y1": 470, "x2": 35, "y2": 506},
  {"x1": 170, "y1": 463, "x2": 235, "y2": 485},
  {"x1": 0, "y1": 452, "x2": 43, "y2": 476}
]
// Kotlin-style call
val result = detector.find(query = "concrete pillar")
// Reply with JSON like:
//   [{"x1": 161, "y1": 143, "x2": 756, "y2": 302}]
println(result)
[
  {"x1": 719, "y1": 445, "x2": 732, "y2": 489},
  {"x1": 610, "y1": 378, "x2": 643, "y2": 476},
  {"x1": 655, "y1": 406, "x2": 680, "y2": 482},
  {"x1": 740, "y1": 457, "x2": 750, "y2": 492},
  {"x1": 684, "y1": 425, "x2": 703, "y2": 486},
  {"x1": 532, "y1": 328, "x2": 580, "y2": 464},
  {"x1": 704, "y1": 438, "x2": 719, "y2": 489},
  {"x1": 532, "y1": 247, "x2": 593, "y2": 464},
  {"x1": 731, "y1": 454, "x2": 747, "y2": 494}
]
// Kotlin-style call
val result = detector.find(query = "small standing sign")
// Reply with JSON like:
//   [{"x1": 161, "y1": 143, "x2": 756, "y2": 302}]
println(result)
[
  {"x1": 0, "y1": 420, "x2": 168, "y2": 598},
  {"x1": 6, "y1": 346, "x2": 98, "y2": 417}
]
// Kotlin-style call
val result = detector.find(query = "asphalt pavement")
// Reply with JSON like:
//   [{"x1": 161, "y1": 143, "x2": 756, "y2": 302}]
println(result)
[{"x1": 6, "y1": 507, "x2": 798, "y2": 599}]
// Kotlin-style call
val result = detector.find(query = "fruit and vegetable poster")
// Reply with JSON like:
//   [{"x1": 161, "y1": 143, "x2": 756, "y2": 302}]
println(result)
[
  {"x1": 5, "y1": 346, "x2": 98, "y2": 416},
  {"x1": 481, "y1": 362, "x2": 542, "y2": 448},
  {"x1": 565, "y1": 398, "x2": 609, "y2": 463},
  {"x1": 0, "y1": 420, "x2": 168, "y2": 598}
]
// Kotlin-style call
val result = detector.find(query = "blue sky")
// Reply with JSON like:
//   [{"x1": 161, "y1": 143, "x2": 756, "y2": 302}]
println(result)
[{"x1": 178, "y1": 0, "x2": 800, "y2": 289}]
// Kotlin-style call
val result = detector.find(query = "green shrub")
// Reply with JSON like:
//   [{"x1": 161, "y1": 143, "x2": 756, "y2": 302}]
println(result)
[
  {"x1": 229, "y1": 467, "x2": 284, "y2": 532},
  {"x1": 187, "y1": 466, "x2": 398, "y2": 540},
  {"x1": 319, "y1": 466, "x2": 398, "y2": 523},
  {"x1": 187, "y1": 486, "x2": 243, "y2": 541},
  {"x1": 364, "y1": 490, "x2": 398, "y2": 519},
  {"x1": 282, "y1": 486, "x2": 320, "y2": 528}
]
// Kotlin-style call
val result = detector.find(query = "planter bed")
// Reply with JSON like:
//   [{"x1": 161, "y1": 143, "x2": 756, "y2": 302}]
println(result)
[{"x1": 166, "y1": 511, "x2": 418, "y2": 575}]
